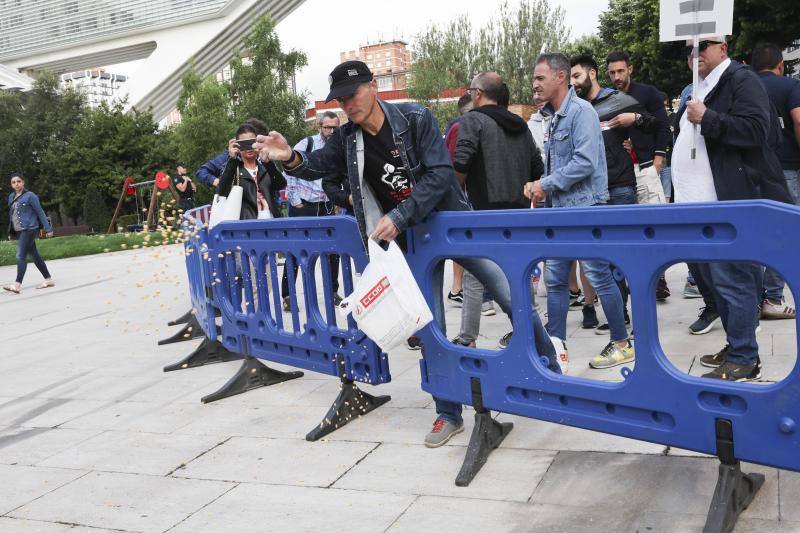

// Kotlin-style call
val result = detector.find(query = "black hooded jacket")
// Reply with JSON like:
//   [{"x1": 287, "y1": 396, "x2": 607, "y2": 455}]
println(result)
[{"x1": 453, "y1": 104, "x2": 544, "y2": 210}]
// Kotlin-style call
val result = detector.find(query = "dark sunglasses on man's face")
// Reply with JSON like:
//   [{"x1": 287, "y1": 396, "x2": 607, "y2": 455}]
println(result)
[{"x1": 685, "y1": 40, "x2": 722, "y2": 56}]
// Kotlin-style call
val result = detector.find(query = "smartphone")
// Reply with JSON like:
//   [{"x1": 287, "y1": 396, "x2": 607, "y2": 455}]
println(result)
[{"x1": 237, "y1": 139, "x2": 256, "y2": 151}]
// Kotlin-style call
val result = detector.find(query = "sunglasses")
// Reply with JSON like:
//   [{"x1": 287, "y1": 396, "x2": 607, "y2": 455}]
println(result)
[{"x1": 685, "y1": 40, "x2": 723, "y2": 56}]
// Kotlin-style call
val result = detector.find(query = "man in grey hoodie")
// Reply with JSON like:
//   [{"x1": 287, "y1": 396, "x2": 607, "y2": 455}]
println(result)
[{"x1": 452, "y1": 71, "x2": 544, "y2": 348}]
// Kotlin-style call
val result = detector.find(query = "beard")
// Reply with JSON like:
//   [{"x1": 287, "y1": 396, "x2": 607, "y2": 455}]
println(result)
[{"x1": 574, "y1": 78, "x2": 593, "y2": 100}]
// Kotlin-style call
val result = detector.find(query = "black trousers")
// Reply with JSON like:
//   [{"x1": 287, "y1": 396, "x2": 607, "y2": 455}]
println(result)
[{"x1": 281, "y1": 201, "x2": 340, "y2": 297}]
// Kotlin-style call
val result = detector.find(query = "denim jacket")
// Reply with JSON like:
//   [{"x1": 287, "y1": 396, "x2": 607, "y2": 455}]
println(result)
[
  {"x1": 540, "y1": 86, "x2": 609, "y2": 207},
  {"x1": 7, "y1": 190, "x2": 52, "y2": 236},
  {"x1": 286, "y1": 99, "x2": 469, "y2": 248}
]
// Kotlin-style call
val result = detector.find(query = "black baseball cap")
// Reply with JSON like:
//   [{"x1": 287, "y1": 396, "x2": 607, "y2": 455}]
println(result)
[{"x1": 325, "y1": 60, "x2": 373, "y2": 103}]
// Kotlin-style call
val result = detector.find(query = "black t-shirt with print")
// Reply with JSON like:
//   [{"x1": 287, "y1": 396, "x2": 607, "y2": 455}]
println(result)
[{"x1": 362, "y1": 119, "x2": 413, "y2": 215}]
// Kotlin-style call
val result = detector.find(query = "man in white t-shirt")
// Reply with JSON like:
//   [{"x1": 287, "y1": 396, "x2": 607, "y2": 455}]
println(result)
[{"x1": 672, "y1": 36, "x2": 792, "y2": 382}]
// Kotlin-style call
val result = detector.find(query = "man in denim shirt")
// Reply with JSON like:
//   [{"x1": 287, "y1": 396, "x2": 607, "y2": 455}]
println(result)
[
  {"x1": 525, "y1": 53, "x2": 634, "y2": 369},
  {"x1": 257, "y1": 60, "x2": 562, "y2": 447}
]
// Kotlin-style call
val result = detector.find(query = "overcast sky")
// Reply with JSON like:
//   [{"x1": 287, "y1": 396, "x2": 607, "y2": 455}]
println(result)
[
  {"x1": 112, "y1": 0, "x2": 608, "y2": 105},
  {"x1": 277, "y1": 0, "x2": 609, "y2": 102}
]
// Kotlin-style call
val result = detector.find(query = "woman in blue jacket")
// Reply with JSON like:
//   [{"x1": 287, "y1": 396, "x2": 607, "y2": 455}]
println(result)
[{"x1": 4, "y1": 173, "x2": 54, "y2": 294}]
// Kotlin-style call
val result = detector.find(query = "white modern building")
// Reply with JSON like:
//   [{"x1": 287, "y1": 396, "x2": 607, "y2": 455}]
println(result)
[
  {"x1": 60, "y1": 69, "x2": 128, "y2": 108},
  {"x1": 0, "y1": 0, "x2": 305, "y2": 120}
]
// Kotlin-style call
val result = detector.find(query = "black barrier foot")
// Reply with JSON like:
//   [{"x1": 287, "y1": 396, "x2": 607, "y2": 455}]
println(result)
[
  {"x1": 703, "y1": 419, "x2": 764, "y2": 533},
  {"x1": 455, "y1": 377, "x2": 512, "y2": 487},
  {"x1": 305, "y1": 358, "x2": 390, "y2": 441},
  {"x1": 305, "y1": 380, "x2": 391, "y2": 441},
  {"x1": 201, "y1": 356, "x2": 303, "y2": 403},
  {"x1": 158, "y1": 315, "x2": 204, "y2": 345},
  {"x1": 167, "y1": 309, "x2": 194, "y2": 326},
  {"x1": 163, "y1": 337, "x2": 244, "y2": 372}
]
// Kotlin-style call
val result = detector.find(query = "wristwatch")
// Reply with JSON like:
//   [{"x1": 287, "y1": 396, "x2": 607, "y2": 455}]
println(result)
[{"x1": 634, "y1": 113, "x2": 644, "y2": 127}]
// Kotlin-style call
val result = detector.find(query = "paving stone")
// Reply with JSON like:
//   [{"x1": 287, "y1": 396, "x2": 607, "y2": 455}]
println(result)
[
  {"x1": 780, "y1": 470, "x2": 800, "y2": 523},
  {"x1": 323, "y1": 407, "x2": 471, "y2": 446},
  {"x1": 0, "y1": 397, "x2": 107, "y2": 429},
  {"x1": 0, "y1": 517, "x2": 118, "y2": 532},
  {"x1": 176, "y1": 436, "x2": 377, "y2": 487},
  {"x1": 387, "y1": 496, "x2": 629, "y2": 533},
  {"x1": 9, "y1": 471, "x2": 233, "y2": 533},
  {"x1": 0, "y1": 427, "x2": 102, "y2": 466},
  {"x1": 58, "y1": 400, "x2": 208, "y2": 434},
  {"x1": 172, "y1": 403, "x2": 340, "y2": 439},
  {"x1": 38, "y1": 430, "x2": 223, "y2": 475},
  {"x1": 334, "y1": 443, "x2": 556, "y2": 502},
  {"x1": 532, "y1": 452, "x2": 779, "y2": 521},
  {"x1": 0, "y1": 465, "x2": 86, "y2": 515},
  {"x1": 170, "y1": 482, "x2": 413, "y2": 533}
]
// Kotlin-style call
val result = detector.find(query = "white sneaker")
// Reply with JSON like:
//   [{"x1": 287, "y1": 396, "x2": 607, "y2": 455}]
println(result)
[{"x1": 481, "y1": 300, "x2": 496, "y2": 316}]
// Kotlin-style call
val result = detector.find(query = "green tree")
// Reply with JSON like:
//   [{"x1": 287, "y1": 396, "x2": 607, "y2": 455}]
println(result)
[
  {"x1": 597, "y1": 0, "x2": 800, "y2": 97},
  {"x1": 83, "y1": 183, "x2": 111, "y2": 232},
  {"x1": 409, "y1": 0, "x2": 570, "y2": 130},
  {"x1": 173, "y1": 67, "x2": 235, "y2": 175},
  {"x1": 56, "y1": 100, "x2": 174, "y2": 224},
  {"x1": 229, "y1": 15, "x2": 311, "y2": 145}
]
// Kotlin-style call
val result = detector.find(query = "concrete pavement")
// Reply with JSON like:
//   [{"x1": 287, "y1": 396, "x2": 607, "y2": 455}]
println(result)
[{"x1": 0, "y1": 245, "x2": 797, "y2": 533}]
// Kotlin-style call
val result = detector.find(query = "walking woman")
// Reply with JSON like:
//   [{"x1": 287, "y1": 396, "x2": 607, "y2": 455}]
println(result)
[{"x1": 4, "y1": 173, "x2": 54, "y2": 294}]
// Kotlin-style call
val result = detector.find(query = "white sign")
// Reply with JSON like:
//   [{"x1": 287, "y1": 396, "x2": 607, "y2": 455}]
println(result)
[{"x1": 659, "y1": 0, "x2": 734, "y2": 42}]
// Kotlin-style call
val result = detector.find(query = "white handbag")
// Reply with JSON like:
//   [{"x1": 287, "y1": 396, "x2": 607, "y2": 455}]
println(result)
[
  {"x1": 208, "y1": 194, "x2": 226, "y2": 228},
  {"x1": 218, "y1": 171, "x2": 243, "y2": 224}
]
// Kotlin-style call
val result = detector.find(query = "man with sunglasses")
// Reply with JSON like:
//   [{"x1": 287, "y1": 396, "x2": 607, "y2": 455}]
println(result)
[
  {"x1": 672, "y1": 36, "x2": 792, "y2": 382},
  {"x1": 255, "y1": 60, "x2": 562, "y2": 448}
]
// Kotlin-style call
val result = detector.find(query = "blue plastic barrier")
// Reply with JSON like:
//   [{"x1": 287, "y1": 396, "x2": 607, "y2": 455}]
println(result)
[
  {"x1": 161, "y1": 206, "x2": 244, "y2": 371},
  {"x1": 406, "y1": 199, "x2": 800, "y2": 530},
  {"x1": 204, "y1": 215, "x2": 391, "y2": 438}
]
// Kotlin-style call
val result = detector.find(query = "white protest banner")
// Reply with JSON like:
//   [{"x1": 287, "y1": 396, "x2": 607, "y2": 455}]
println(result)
[
  {"x1": 659, "y1": 0, "x2": 734, "y2": 42},
  {"x1": 659, "y1": 0, "x2": 734, "y2": 158}
]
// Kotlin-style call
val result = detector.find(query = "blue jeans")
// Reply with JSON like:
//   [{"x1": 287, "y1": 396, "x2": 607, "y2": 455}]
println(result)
[
  {"x1": 546, "y1": 258, "x2": 628, "y2": 342},
  {"x1": 784, "y1": 169, "x2": 800, "y2": 205},
  {"x1": 15, "y1": 229, "x2": 51, "y2": 284},
  {"x1": 431, "y1": 256, "x2": 560, "y2": 425},
  {"x1": 607, "y1": 185, "x2": 637, "y2": 206},
  {"x1": 762, "y1": 170, "x2": 800, "y2": 302},
  {"x1": 660, "y1": 166, "x2": 673, "y2": 201},
  {"x1": 695, "y1": 263, "x2": 762, "y2": 365}
]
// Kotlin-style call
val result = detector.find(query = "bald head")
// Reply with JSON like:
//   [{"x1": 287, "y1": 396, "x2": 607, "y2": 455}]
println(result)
[{"x1": 471, "y1": 71, "x2": 504, "y2": 104}]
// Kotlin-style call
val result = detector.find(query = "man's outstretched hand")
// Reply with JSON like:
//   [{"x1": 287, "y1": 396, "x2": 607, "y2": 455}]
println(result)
[{"x1": 255, "y1": 132, "x2": 293, "y2": 162}]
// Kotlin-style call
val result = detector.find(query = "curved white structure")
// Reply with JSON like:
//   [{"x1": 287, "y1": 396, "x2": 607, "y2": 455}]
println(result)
[{"x1": 0, "y1": 0, "x2": 305, "y2": 120}]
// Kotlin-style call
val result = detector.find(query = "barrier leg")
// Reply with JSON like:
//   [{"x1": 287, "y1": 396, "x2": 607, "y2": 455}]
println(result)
[
  {"x1": 703, "y1": 419, "x2": 764, "y2": 533},
  {"x1": 305, "y1": 358, "x2": 391, "y2": 441},
  {"x1": 455, "y1": 377, "x2": 513, "y2": 487},
  {"x1": 200, "y1": 356, "x2": 303, "y2": 403},
  {"x1": 158, "y1": 315, "x2": 204, "y2": 345},
  {"x1": 163, "y1": 337, "x2": 244, "y2": 372},
  {"x1": 167, "y1": 309, "x2": 194, "y2": 326}
]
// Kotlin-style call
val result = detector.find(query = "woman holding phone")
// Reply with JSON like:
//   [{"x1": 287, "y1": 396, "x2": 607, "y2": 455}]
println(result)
[
  {"x1": 218, "y1": 123, "x2": 286, "y2": 220},
  {"x1": 4, "y1": 173, "x2": 55, "y2": 294}
]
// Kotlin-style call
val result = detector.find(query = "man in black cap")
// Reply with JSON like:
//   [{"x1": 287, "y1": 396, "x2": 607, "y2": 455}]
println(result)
[{"x1": 255, "y1": 60, "x2": 561, "y2": 448}]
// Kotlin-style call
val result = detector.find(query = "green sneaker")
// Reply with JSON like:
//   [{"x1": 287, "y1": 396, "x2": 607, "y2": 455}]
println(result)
[
  {"x1": 590, "y1": 341, "x2": 635, "y2": 369},
  {"x1": 424, "y1": 418, "x2": 464, "y2": 448}
]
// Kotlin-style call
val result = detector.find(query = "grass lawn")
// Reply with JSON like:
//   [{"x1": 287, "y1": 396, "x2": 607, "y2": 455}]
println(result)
[{"x1": 0, "y1": 232, "x2": 182, "y2": 267}]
